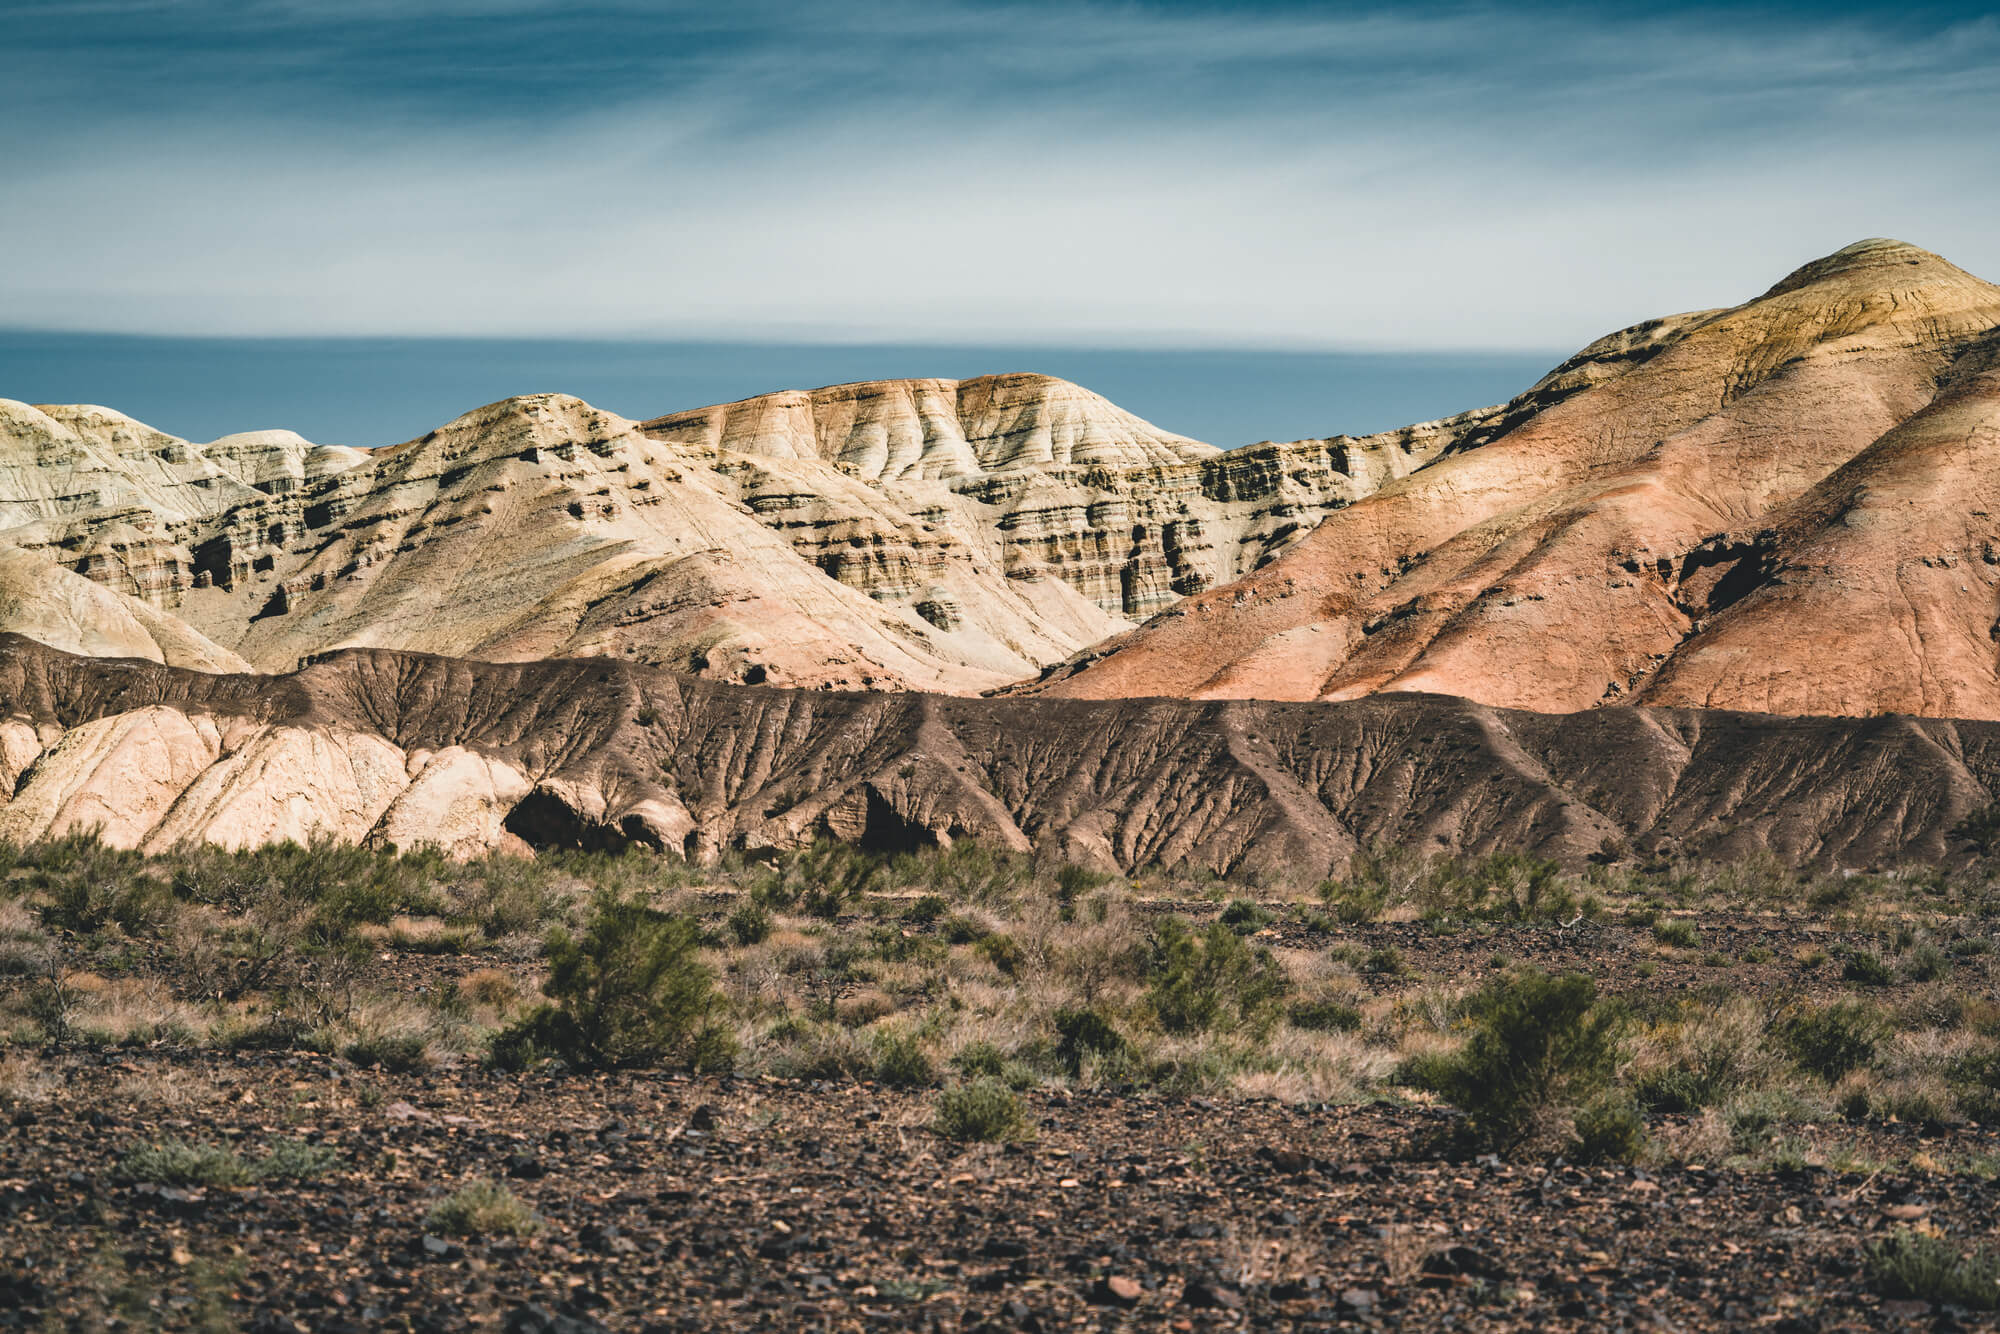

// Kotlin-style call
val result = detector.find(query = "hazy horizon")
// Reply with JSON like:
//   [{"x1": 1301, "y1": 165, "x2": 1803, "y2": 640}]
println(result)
[{"x1": 0, "y1": 331, "x2": 1560, "y2": 451}]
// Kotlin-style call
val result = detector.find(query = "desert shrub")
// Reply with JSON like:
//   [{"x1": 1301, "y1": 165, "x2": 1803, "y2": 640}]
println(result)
[
  {"x1": 425, "y1": 1180, "x2": 540, "y2": 1238},
  {"x1": 1319, "y1": 876, "x2": 1389, "y2": 924},
  {"x1": 870, "y1": 1030, "x2": 936, "y2": 1088},
  {"x1": 1628, "y1": 997, "x2": 1782, "y2": 1112},
  {"x1": 1868, "y1": 1229, "x2": 2000, "y2": 1309},
  {"x1": 30, "y1": 837, "x2": 173, "y2": 939},
  {"x1": 1144, "y1": 917, "x2": 1289, "y2": 1036},
  {"x1": 117, "y1": 1140, "x2": 253, "y2": 1187},
  {"x1": 974, "y1": 932, "x2": 1024, "y2": 976},
  {"x1": 1052, "y1": 1005, "x2": 1127, "y2": 1077},
  {"x1": 1950, "y1": 805, "x2": 2000, "y2": 859},
  {"x1": 1571, "y1": 1094, "x2": 1647, "y2": 1164},
  {"x1": 460, "y1": 968, "x2": 521, "y2": 1010},
  {"x1": 1053, "y1": 863, "x2": 1115, "y2": 919},
  {"x1": 1653, "y1": 919, "x2": 1701, "y2": 949},
  {"x1": 342, "y1": 1032, "x2": 431, "y2": 1073},
  {"x1": 446, "y1": 855, "x2": 572, "y2": 939},
  {"x1": 902, "y1": 894, "x2": 949, "y2": 924},
  {"x1": 1403, "y1": 969, "x2": 1627, "y2": 1156},
  {"x1": 726, "y1": 900, "x2": 772, "y2": 946},
  {"x1": 493, "y1": 891, "x2": 733, "y2": 1071},
  {"x1": 763, "y1": 1020, "x2": 874, "y2": 1081},
  {"x1": 1779, "y1": 1000, "x2": 1884, "y2": 1081},
  {"x1": 1835, "y1": 1070, "x2": 1962, "y2": 1127},
  {"x1": 1445, "y1": 854, "x2": 1584, "y2": 924},
  {"x1": 1362, "y1": 945, "x2": 1407, "y2": 977},
  {"x1": 1839, "y1": 947, "x2": 1897, "y2": 988},
  {"x1": 950, "y1": 1041, "x2": 1008, "y2": 1080},
  {"x1": 1902, "y1": 942, "x2": 1952, "y2": 982},
  {"x1": 1288, "y1": 998, "x2": 1364, "y2": 1033},
  {"x1": 255, "y1": 1139, "x2": 341, "y2": 1182},
  {"x1": 934, "y1": 1078, "x2": 1027, "y2": 1142},
  {"x1": 793, "y1": 843, "x2": 886, "y2": 920},
  {"x1": 940, "y1": 914, "x2": 989, "y2": 946},
  {"x1": 902, "y1": 842, "x2": 1034, "y2": 907},
  {"x1": 1218, "y1": 899, "x2": 1273, "y2": 934}
]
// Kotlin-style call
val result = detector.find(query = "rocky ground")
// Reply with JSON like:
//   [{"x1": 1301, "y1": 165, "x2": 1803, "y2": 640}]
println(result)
[{"x1": 4, "y1": 1049, "x2": 1997, "y2": 1334}]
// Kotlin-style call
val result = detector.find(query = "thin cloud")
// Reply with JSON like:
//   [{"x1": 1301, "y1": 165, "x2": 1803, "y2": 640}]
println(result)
[{"x1": 2, "y1": 1, "x2": 1996, "y2": 347}]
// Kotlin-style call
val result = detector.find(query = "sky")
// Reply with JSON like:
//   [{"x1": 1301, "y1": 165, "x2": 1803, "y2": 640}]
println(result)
[{"x1": 3, "y1": 0, "x2": 1998, "y2": 445}]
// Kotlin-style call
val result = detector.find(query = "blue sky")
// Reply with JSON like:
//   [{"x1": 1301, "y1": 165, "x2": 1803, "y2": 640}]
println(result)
[{"x1": 2, "y1": 1, "x2": 1997, "y2": 442}]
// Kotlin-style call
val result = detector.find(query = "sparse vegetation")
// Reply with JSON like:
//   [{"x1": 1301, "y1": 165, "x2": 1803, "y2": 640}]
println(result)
[
  {"x1": 424, "y1": 1180, "x2": 541, "y2": 1238},
  {"x1": 934, "y1": 1078, "x2": 1028, "y2": 1142},
  {"x1": 494, "y1": 890, "x2": 734, "y2": 1072},
  {"x1": 1403, "y1": 969, "x2": 1634, "y2": 1158},
  {"x1": 1868, "y1": 1228, "x2": 2000, "y2": 1310}
]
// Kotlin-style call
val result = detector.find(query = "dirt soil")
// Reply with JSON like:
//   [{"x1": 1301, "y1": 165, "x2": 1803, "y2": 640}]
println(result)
[{"x1": 4, "y1": 1044, "x2": 1997, "y2": 1334}]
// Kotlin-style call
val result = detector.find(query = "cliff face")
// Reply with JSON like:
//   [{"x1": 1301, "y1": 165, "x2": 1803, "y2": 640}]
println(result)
[
  {"x1": 644, "y1": 374, "x2": 1487, "y2": 620},
  {"x1": 0, "y1": 372, "x2": 1440, "y2": 690},
  {"x1": 1028, "y1": 240, "x2": 2000, "y2": 718},
  {"x1": 0, "y1": 635, "x2": 1992, "y2": 873}
]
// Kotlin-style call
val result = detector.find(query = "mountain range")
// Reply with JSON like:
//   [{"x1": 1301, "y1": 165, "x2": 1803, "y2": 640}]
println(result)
[{"x1": 3, "y1": 237, "x2": 1998, "y2": 868}]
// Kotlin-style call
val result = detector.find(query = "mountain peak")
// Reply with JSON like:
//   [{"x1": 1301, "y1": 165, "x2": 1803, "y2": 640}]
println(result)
[{"x1": 1759, "y1": 236, "x2": 1968, "y2": 299}]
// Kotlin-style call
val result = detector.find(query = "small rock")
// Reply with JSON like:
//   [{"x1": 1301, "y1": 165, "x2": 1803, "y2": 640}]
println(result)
[
  {"x1": 688, "y1": 1104, "x2": 719, "y2": 1131},
  {"x1": 503, "y1": 1304, "x2": 611, "y2": 1334},
  {"x1": 1182, "y1": 1279, "x2": 1243, "y2": 1310},
  {"x1": 506, "y1": 1153, "x2": 545, "y2": 1180},
  {"x1": 1421, "y1": 1244, "x2": 1505, "y2": 1280},
  {"x1": 1092, "y1": 1275, "x2": 1143, "y2": 1307},
  {"x1": 1339, "y1": 1288, "x2": 1377, "y2": 1312}
]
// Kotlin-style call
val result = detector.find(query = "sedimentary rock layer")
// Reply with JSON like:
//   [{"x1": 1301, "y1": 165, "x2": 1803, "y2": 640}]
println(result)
[
  {"x1": 0, "y1": 376, "x2": 1444, "y2": 691},
  {"x1": 1028, "y1": 240, "x2": 2000, "y2": 718},
  {"x1": 0, "y1": 635, "x2": 1990, "y2": 873}
]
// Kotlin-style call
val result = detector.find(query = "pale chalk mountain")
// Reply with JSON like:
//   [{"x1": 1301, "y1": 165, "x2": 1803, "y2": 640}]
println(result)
[
  {"x1": 0, "y1": 373, "x2": 1458, "y2": 691},
  {"x1": 1027, "y1": 239, "x2": 2000, "y2": 720}
]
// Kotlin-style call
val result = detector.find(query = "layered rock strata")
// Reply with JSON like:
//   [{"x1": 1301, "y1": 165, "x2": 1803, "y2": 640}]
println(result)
[
  {"x1": 1028, "y1": 240, "x2": 2000, "y2": 717},
  {"x1": 0, "y1": 635, "x2": 1991, "y2": 873}
]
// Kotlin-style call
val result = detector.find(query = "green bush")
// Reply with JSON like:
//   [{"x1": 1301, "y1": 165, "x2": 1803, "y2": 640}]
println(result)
[
  {"x1": 1144, "y1": 917, "x2": 1288, "y2": 1035},
  {"x1": 940, "y1": 914, "x2": 989, "y2": 945},
  {"x1": 974, "y1": 932, "x2": 1023, "y2": 976},
  {"x1": 117, "y1": 1140, "x2": 253, "y2": 1187},
  {"x1": 726, "y1": 900, "x2": 772, "y2": 946},
  {"x1": 871, "y1": 1030, "x2": 936, "y2": 1088},
  {"x1": 950, "y1": 1041, "x2": 1008, "y2": 1080},
  {"x1": 1319, "y1": 876, "x2": 1388, "y2": 924},
  {"x1": 903, "y1": 894, "x2": 949, "y2": 924},
  {"x1": 934, "y1": 1078, "x2": 1028, "y2": 1142},
  {"x1": 1362, "y1": 945, "x2": 1408, "y2": 977},
  {"x1": 425, "y1": 1180, "x2": 540, "y2": 1238},
  {"x1": 255, "y1": 1139, "x2": 342, "y2": 1182},
  {"x1": 1052, "y1": 1005, "x2": 1127, "y2": 1076},
  {"x1": 1902, "y1": 942, "x2": 1952, "y2": 982},
  {"x1": 342, "y1": 1032, "x2": 430, "y2": 1073},
  {"x1": 1571, "y1": 1094, "x2": 1647, "y2": 1164},
  {"x1": 1288, "y1": 998, "x2": 1364, "y2": 1032},
  {"x1": 494, "y1": 891, "x2": 734, "y2": 1072},
  {"x1": 1868, "y1": 1229, "x2": 2000, "y2": 1310},
  {"x1": 1839, "y1": 947, "x2": 1897, "y2": 987},
  {"x1": 1404, "y1": 969, "x2": 1628, "y2": 1156},
  {"x1": 1779, "y1": 1000, "x2": 1883, "y2": 1080},
  {"x1": 1218, "y1": 899, "x2": 1273, "y2": 934},
  {"x1": 117, "y1": 1138, "x2": 339, "y2": 1186},
  {"x1": 1949, "y1": 805, "x2": 2000, "y2": 859},
  {"x1": 1653, "y1": 919, "x2": 1701, "y2": 949}
]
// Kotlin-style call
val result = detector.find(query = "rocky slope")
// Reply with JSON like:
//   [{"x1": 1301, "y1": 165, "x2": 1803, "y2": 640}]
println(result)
[
  {"x1": 0, "y1": 376, "x2": 1445, "y2": 691},
  {"x1": 0, "y1": 635, "x2": 1994, "y2": 872},
  {"x1": 1027, "y1": 239, "x2": 2000, "y2": 717}
]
